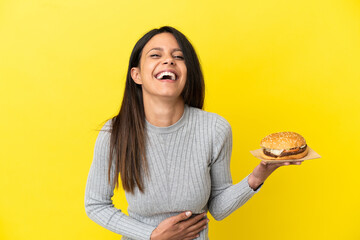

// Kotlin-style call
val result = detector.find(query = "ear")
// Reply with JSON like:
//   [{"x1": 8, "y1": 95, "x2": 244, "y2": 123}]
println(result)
[{"x1": 131, "y1": 67, "x2": 142, "y2": 85}]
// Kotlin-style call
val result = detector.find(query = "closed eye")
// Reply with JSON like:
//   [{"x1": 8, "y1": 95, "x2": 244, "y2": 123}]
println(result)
[{"x1": 149, "y1": 54, "x2": 184, "y2": 60}]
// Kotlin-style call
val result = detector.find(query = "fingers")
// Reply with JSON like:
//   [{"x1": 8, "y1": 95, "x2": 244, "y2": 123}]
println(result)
[
  {"x1": 183, "y1": 235, "x2": 201, "y2": 240},
  {"x1": 170, "y1": 212, "x2": 208, "y2": 239},
  {"x1": 278, "y1": 161, "x2": 303, "y2": 166},
  {"x1": 174, "y1": 211, "x2": 193, "y2": 223},
  {"x1": 287, "y1": 160, "x2": 303, "y2": 165},
  {"x1": 262, "y1": 160, "x2": 303, "y2": 166},
  {"x1": 180, "y1": 212, "x2": 207, "y2": 229},
  {"x1": 185, "y1": 217, "x2": 208, "y2": 234},
  {"x1": 182, "y1": 215, "x2": 208, "y2": 240},
  {"x1": 158, "y1": 211, "x2": 207, "y2": 240}
]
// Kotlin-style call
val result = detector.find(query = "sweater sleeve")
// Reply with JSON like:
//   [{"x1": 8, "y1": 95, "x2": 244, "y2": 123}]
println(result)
[
  {"x1": 207, "y1": 116, "x2": 261, "y2": 221},
  {"x1": 84, "y1": 120, "x2": 156, "y2": 240}
]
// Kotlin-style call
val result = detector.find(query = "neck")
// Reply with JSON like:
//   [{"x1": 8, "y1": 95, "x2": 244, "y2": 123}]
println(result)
[{"x1": 143, "y1": 97, "x2": 185, "y2": 127}]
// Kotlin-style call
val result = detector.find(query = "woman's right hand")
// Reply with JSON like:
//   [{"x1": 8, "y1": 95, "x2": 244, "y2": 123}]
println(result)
[{"x1": 150, "y1": 211, "x2": 209, "y2": 240}]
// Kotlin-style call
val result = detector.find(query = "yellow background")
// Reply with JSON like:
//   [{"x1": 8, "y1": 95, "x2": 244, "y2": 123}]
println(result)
[{"x1": 1, "y1": 0, "x2": 359, "y2": 239}]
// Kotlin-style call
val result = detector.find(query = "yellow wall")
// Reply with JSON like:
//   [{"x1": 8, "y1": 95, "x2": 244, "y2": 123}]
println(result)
[{"x1": 1, "y1": 0, "x2": 359, "y2": 239}]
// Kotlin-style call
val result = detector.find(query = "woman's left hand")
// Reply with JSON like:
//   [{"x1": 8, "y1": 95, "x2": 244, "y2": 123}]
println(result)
[{"x1": 248, "y1": 160, "x2": 303, "y2": 190}]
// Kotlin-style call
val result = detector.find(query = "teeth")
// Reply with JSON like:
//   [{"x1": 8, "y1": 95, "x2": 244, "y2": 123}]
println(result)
[{"x1": 155, "y1": 71, "x2": 176, "y2": 80}]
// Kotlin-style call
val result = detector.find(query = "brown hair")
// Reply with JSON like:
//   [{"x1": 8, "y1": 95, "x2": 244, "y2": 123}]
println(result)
[{"x1": 106, "y1": 26, "x2": 204, "y2": 194}]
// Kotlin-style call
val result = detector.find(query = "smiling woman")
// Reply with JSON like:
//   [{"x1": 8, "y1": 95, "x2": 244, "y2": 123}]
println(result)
[
  {"x1": 84, "y1": 26, "x2": 302, "y2": 240},
  {"x1": 130, "y1": 32, "x2": 188, "y2": 103}
]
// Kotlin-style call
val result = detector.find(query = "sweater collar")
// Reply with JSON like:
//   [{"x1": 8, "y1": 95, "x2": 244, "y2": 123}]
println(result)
[{"x1": 145, "y1": 104, "x2": 189, "y2": 134}]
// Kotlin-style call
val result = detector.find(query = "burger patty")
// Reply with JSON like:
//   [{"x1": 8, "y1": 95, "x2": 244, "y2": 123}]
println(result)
[{"x1": 263, "y1": 145, "x2": 307, "y2": 158}]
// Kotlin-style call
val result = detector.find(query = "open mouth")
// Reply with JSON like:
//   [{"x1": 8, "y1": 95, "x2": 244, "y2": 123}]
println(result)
[{"x1": 155, "y1": 71, "x2": 177, "y2": 81}]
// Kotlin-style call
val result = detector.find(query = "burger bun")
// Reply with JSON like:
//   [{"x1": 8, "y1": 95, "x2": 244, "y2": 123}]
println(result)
[{"x1": 260, "y1": 147, "x2": 309, "y2": 160}]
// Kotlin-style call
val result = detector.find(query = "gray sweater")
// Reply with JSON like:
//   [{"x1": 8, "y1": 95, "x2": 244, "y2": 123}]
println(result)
[{"x1": 84, "y1": 104, "x2": 261, "y2": 240}]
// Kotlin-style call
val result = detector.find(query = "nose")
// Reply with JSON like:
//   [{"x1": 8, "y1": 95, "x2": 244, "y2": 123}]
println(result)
[{"x1": 163, "y1": 56, "x2": 175, "y2": 65}]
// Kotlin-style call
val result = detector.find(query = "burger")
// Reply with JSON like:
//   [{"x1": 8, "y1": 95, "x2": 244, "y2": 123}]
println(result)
[{"x1": 260, "y1": 132, "x2": 308, "y2": 160}]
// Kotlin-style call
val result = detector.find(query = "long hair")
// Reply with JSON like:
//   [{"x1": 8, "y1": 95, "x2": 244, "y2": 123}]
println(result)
[{"x1": 107, "y1": 26, "x2": 205, "y2": 194}]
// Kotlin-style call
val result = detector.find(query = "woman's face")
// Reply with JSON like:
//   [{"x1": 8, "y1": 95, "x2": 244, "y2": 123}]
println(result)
[{"x1": 131, "y1": 32, "x2": 187, "y2": 102}]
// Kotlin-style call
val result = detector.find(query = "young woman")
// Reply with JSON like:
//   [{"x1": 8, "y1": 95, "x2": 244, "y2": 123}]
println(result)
[{"x1": 84, "y1": 26, "x2": 302, "y2": 240}]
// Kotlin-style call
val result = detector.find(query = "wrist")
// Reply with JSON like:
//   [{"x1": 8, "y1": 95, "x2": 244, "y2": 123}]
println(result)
[
  {"x1": 248, "y1": 173, "x2": 263, "y2": 190},
  {"x1": 150, "y1": 228, "x2": 159, "y2": 240}
]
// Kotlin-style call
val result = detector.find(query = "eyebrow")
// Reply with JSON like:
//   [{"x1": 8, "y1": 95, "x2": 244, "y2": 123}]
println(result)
[{"x1": 146, "y1": 47, "x2": 183, "y2": 55}]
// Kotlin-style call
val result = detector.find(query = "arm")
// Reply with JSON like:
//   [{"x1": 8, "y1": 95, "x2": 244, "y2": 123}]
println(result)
[
  {"x1": 248, "y1": 160, "x2": 303, "y2": 189},
  {"x1": 84, "y1": 121, "x2": 156, "y2": 240},
  {"x1": 207, "y1": 117, "x2": 261, "y2": 221}
]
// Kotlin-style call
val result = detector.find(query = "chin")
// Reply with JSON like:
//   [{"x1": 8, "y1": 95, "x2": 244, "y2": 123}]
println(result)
[
  {"x1": 156, "y1": 89, "x2": 184, "y2": 99},
  {"x1": 158, "y1": 93, "x2": 183, "y2": 100}
]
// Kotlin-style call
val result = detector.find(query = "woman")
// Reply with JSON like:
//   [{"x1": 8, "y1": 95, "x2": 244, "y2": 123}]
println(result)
[{"x1": 84, "y1": 26, "x2": 302, "y2": 240}]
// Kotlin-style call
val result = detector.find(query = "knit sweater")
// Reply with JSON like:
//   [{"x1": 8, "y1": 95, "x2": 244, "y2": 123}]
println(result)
[{"x1": 84, "y1": 104, "x2": 261, "y2": 240}]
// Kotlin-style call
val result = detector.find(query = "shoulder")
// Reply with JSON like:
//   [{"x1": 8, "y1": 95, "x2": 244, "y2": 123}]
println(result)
[
  {"x1": 188, "y1": 106, "x2": 230, "y2": 125},
  {"x1": 187, "y1": 105, "x2": 232, "y2": 136},
  {"x1": 98, "y1": 119, "x2": 113, "y2": 136},
  {"x1": 94, "y1": 119, "x2": 113, "y2": 149},
  {"x1": 102, "y1": 119, "x2": 113, "y2": 132}
]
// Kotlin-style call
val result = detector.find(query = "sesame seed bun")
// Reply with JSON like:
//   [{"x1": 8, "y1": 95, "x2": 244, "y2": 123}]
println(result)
[
  {"x1": 261, "y1": 132, "x2": 306, "y2": 150},
  {"x1": 260, "y1": 132, "x2": 308, "y2": 160}
]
